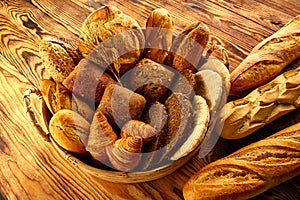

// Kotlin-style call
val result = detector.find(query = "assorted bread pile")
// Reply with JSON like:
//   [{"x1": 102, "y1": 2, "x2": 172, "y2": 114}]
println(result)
[
  {"x1": 37, "y1": 4, "x2": 300, "y2": 199},
  {"x1": 38, "y1": 5, "x2": 229, "y2": 172}
]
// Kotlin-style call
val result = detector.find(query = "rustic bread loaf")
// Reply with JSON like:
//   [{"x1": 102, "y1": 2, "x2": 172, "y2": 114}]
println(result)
[
  {"x1": 39, "y1": 37, "x2": 82, "y2": 83},
  {"x1": 145, "y1": 7, "x2": 174, "y2": 64},
  {"x1": 62, "y1": 58, "x2": 116, "y2": 104},
  {"x1": 230, "y1": 14, "x2": 300, "y2": 92},
  {"x1": 158, "y1": 92, "x2": 194, "y2": 163},
  {"x1": 98, "y1": 84, "x2": 147, "y2": 130},
  {"x1": 125, "y1": 58, "x2": 175, "y2": 102},
  {"x1": 183, "y1": 122, "x2": 300, "y2": 200},
  {"x1": 78, "y1": 5, "x2": 144, "y2": 75},
  {"x1": 168, "y1": 21, "x2": 210, "y2": 72},
  {"x1": 222, "y1": 66, "x2": 300, "y2": 139}
]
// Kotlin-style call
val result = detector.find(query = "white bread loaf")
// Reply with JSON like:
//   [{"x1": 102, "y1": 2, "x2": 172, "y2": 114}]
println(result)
[{"x1": 183, "y1": 121, "x2": 300, "y2": 200}]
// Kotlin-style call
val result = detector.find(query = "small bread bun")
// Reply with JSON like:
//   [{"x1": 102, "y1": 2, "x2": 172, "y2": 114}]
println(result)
[{"x1": 49, "y1": 109, "x2": 90, "y2": 155}]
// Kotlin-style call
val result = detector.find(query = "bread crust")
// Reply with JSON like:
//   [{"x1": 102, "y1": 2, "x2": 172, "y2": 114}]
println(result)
[
  {"x1": 49, "y1": 109, "x2": 90, "y2": 155},
  {"x1": 222, "y1": 66, "x2": 300, "y2": 139},
  {"x1": 183, "y1": 122, "x2": 300, "y2": 200},
  {"x1": 230, "y1": 15, "x2": 300, "y2": 92}
]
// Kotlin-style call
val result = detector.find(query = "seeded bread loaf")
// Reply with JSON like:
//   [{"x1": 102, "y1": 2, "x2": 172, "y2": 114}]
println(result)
[{"x1": 183, "y1": 122, "x2": 300, "y2": 200}]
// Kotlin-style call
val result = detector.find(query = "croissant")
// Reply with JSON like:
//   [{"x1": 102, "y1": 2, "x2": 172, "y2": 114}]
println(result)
[
  {"x1": 107, "y1": 136, "x2": 143, "y2": 172},
  {"x1": 120, "y1": 120, "x2": 157, "y2": 143},
  {"x1": 86, "y1": 108, "x2": 118, "y2": 165}
]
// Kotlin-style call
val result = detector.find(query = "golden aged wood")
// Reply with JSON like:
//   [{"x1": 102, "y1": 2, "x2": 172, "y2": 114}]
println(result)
[{"x1": 0, "y1": 0, "x2": 300, "y2": 199}]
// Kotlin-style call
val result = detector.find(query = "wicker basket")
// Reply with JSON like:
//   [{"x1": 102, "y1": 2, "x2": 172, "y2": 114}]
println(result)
[
  {"x1": 22, "y1": 43, "x2": 228, "y2": 183},
  {"x1": 22, "y1": 87, "x2": 206, "y2": 183}
]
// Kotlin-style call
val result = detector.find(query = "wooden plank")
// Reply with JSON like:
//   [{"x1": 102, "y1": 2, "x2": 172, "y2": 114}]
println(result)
[
  {"x1": 1, "y1": 0, "x2": 300, "y2": 199},
  {"x1": 0, "y1": 0, "x2": 88, "y2": 87},
  {"x1": 74, "y1": 0, "x2": 300, "y2": 70}
]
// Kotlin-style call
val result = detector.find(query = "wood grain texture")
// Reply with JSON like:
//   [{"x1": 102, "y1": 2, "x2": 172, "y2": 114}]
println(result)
[{"x1": 0, "y1": 0, "x2": 300, "y2": 199}]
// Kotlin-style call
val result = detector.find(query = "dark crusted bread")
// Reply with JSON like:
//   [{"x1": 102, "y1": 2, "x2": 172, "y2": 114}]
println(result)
[{"x1": 62, "y1": 58, "x2": 116, "y2": 105}]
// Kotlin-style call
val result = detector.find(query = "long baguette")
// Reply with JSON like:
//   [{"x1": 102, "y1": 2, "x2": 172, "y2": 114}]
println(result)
[
  {"x1": 221, "y1": 66, "x2": 300, "y2": 139},
  {"x1": 183, "y1": 122, "x2": 300, "y2": 200},
  {"x1": 230, "y1": 14, "x2": 300, "y2": 92}
]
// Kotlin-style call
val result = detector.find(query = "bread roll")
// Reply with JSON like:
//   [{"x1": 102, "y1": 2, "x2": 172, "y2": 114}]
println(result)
[
  {"x1": 125, "y1": 58, "x2": 175, "y2": 102},
  {"x1": 49, "y1": 110, "x2": 90, "y2": 155},
  {"x1": 145, "y1": 7, "x2": 174, "y2": 64},
  {"x1": 98, "y1": 84, "x2": 147, "y2": 130},
  {"x1": 39, "y1": 79, "x2": 94, "y2": 122},
  {"x1": 78, "y1": 5, "x2": 144, "y2": 75},
  {"x1": 62, "y1": 59, "x2": 116, "y2": 104},
  {"x1": 183, "y1": 122, "x2": 300, "y2": 200},
  {"x1": 230, "y1": 14, "x2": 300, "y2": 92},
  {"x1": 39, "y1": 79, "x2": 72, "y2": 114},
  {"x1": 39, "y1": 37, "x2": 82, "y2": 83},
  {"x1": 169, "y1": 21, "x2": 210, "y2": 72}
]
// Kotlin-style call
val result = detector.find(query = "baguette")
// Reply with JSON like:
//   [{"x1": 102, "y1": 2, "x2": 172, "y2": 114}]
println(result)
[
  {"x1": 183, "y1": 122, "x2": 300, "y2": 200},
  {"x1": 230, "y1": 14, "x2": 300, "y2": 92},
  {"x1": 222, "y1": 66, "x2": 300, "y2": 139}
]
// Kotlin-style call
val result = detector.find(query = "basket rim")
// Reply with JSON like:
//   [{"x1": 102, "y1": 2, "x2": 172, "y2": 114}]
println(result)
[{"x1": 40, "y1": 99, "x2": 202, "y2": 183}]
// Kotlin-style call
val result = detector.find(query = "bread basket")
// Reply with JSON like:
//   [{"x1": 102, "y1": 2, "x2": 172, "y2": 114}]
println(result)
[
  {"x1": 21, "y1": 88, "x2": 203, "y2": 183},
  {"x1": 22, "y1": 41, "x2": 229, "y2": 183}
]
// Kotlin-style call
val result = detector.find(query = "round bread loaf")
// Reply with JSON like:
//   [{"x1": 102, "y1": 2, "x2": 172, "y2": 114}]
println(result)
[
  {"x1": 78, "y1": 5, "x2": 145, "y2": 75},
  {"x1": 49, "y1": 109, "x2": 90, "y2": 155}
]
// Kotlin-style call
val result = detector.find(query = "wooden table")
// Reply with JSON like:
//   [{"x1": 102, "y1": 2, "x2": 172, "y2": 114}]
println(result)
[{"x1": 1, "y1": 0, "x2": 300, "y2": 199}]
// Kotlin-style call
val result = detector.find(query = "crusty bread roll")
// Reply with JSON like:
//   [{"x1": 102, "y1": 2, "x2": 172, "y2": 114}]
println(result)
[
  {"x1": 62, "y1": 58, "x2": 116, "y2": 104},
  {"x1": 183, "y1": 122, "x2": 300, "y2": 200},
  {"x1": 39, "y1": 79, "x2": 72, "y2": 114},
  {"x1": 169, "y1": 21, "x2": 210, "y2": 72},
  {"x1": 49, "y1": 109, "x2": 90, "y2": 155},
  {"x1": 98, "y1": 84, "x2": 147, "y2": 130},
  {"x1": 78, "y1": 5, "x2": 144, "y2": 75},
  {"x1": 230, "y1": 14, "x2": 300, "y2": 92},
  {"x1": 39, "y1": 37, "x2": 82, "y2": 83},
  {"x1": 125, "y1": 58, "x2": 175, "y2": 102},
  {"x1": 39, "y1": 79, "x2": 94, "y2": 122},
  {"x1": 145, "y1": 7, "x2": 174, "y2": 64},
  {"x1": 222, "y1": 66, "x2": 300, "y2": 139}
]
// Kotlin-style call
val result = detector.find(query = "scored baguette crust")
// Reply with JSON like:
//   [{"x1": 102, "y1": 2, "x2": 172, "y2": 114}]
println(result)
[
  {"x1": 183, "y1": 122, "x2": 300, "y2": 200},
  {"x1": 230, "y1": 14, "x2": 300, "y2": 92},
  {"x1": 222, "y1": 66, "x2": 300, "y2": 139}
]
